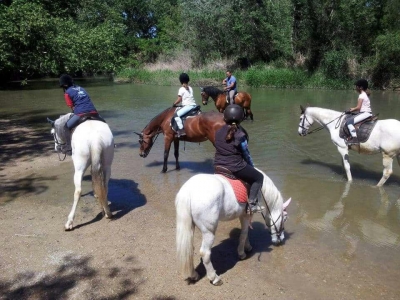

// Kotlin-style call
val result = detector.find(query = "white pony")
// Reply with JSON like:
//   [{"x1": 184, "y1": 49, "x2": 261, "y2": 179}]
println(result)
[
  {"x1": 175, "y1": 171, "x2": 291, "y2": 285},
  {"x1": 298, "y1": 105, "x2": 400, "y2": 186},
  {"x1": 49, "y1": 113, "x2": 114, "y2": 230}
]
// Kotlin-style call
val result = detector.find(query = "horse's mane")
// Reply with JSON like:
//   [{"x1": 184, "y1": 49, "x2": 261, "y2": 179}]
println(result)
[
  {"x1": 54, "y1": 113, "x2": 73, "y2": 138},
  {"x1": 258, "y1": 169, "x2": 284, "y2": 212},
  {"x1": 143, "y1": 107, "x2": 173, "y2": 134},
  {"x1": 203, "y1": 86, "x2": 225, "y2": 97}
]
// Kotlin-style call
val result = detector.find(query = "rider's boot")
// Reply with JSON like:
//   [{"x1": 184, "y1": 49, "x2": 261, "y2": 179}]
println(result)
[
  {"x1": 177, "y1": 128, "x2": 186, "y2": 138},
  {"x1": 247, "y1": 197, "x2": 265, "y2": 214},
  {"x1": 346, "y1": 127, "x2": 359, "y2": 145},
  {"x1": 61, "y1": 124, "x2": 72, "y2": 154}
]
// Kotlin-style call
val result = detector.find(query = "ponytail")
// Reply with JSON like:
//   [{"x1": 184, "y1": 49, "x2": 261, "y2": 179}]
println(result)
[{"x1": 225, "y1": 123, "x2": 238, "y2": 141}]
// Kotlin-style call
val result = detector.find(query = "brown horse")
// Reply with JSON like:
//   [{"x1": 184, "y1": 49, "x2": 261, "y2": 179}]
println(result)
[
  {"x1": 135, "y1": 107, "x2": 225, "y2": 173},
  {"x1": 200, "y1": 86, "x2": 254, "y2": 120}
]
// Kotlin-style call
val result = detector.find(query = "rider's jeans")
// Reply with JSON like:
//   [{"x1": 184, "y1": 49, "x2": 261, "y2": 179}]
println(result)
[
  {"x1": 347, "y1": 111, "x2": 372, "y2": 137},
  {"x1": 175, "y1": 105, "x2": 196, "y2": 129}
]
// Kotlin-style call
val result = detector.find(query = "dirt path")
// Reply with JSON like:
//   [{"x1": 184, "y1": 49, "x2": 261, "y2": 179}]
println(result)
[{"x1": 0, "y1": 117, "x2": 399, "y2": 300}]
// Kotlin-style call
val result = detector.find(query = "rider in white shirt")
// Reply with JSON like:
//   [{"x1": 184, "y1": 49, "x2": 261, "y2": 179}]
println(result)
[
  {"x1": 173, "y1": 73, "x2": 197, "y2": 137},
  {"x1": 345, "y1": 79, "x2": 372, "y2": 144}
]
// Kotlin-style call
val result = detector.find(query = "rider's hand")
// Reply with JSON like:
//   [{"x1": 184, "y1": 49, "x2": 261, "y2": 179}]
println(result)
[{"x1": 345, "y1": 109, "x2": 351, "y2": 114}]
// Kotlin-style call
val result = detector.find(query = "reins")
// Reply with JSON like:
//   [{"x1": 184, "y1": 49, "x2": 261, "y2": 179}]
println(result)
[
  {"x1": 301, "y1": 112, "x2": 345, "y2": 135},
  {"x1": 259, "y1": 191, "x2": 284, "y2": 241},
  {"x1": 51, "y1": 132, "x2": 67, "y2": 161}
]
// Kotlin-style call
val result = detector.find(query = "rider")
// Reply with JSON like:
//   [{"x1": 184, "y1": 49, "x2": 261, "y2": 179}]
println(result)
[
  {"x1": 345, "y1": 79, "x2": 372, "y2": 144},
  {"x1": 222, "y1": 70, "x2": 237, "y2": 105},
  {"x1": 173, "y1": 73, "x2": 197, "y2": 137},
  {"x1": 59, "y1": 74, "x2": 99, "y2": 154},
  {"x1": 214, "y1": 104, "x2": 264, "y2": 214}
]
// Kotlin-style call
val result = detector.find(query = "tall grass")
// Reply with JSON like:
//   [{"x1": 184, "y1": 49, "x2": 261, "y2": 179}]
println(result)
[{"x1": 115, "y1": 66, "x2": 353, "y2": 89}]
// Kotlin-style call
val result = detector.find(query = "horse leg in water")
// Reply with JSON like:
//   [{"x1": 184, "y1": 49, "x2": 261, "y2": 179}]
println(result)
[
  {"x1": 377, "y1": 154, "x2": 394, "y2": 186},
  {"x1": 162, "y1": 136, "x2": 173, "y2": 173},
  {"x1": 237, "y1": 214, "x2": 252, "y2": 260},
  {"x1": 246, "y1": 108, "x2": 254, "y2": 121},
  {"x1": 65, "y1": 155, "x2": 90, "y2": 230},
  {"x1": 174, "y1": 139, "x2": 180, "y2": 171},
  {"x1": 337, "y1": 146, "x2": 353, "y2": 182},
  {"x1": 199, "y1": 229, "x2": 222, "y2": 285}
]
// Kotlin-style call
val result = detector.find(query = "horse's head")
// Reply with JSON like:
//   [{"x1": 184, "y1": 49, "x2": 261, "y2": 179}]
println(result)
[
  {"x1": 47, "y1": 115, "x2": 68, "y2": 152},
  {"x1": 298, "y1": 105, "x2": 313, "y2": 136},
  {"x1": 135, "y1": 131, "x2": 156, "y2": 158},
  {"x1": 265, "y1": 198, "x2": 291, "y2": 245},
  {"x1": 200, "y1": 87, "x2": 210, "y2": 105}
]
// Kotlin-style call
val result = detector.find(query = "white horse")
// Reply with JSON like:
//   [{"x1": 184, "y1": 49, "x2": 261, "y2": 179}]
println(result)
[
  {"x1": 49, "y1": 113, "x2": 115, "y2": 230},
  {"x1": 175, "y1": 171, "x2": 291, "y2": 285},
  {"x1": 298, "y1": 105, "x2": 400, "y2": 186}
]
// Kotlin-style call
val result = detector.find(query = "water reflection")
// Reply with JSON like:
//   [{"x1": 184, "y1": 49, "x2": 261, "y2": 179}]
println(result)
[{"x1": 294, "y1": 179, "x2": 400, "y2": 257}]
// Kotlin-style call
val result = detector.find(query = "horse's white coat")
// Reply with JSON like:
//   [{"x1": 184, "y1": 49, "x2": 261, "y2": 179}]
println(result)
[
  {"x1": 175, "y1": 171, "x2": 291, "y2": 285},
  {"x1": 53, "y1": 114, "x2": 114, "y2": 230},
  {"x1": 298, "y1": 106, "x2": 400, "y2": 186}
]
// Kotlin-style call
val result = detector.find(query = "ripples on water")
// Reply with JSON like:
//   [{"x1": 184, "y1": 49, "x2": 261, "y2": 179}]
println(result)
[{"x1": 1, "y1": 81, "x2": 400, "y2": 267}]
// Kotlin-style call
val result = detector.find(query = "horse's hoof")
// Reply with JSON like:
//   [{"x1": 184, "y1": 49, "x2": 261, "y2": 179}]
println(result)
[
  {"x1": 245, "y1": 245, "x2": 253, "y2": 252},
  {"x1": 238, "y1": 253, "x2": 247, "y2": 260},
  {"x1": 161, "y1": 169, "x2": 167, "y2": 173},
  {"x1": 105, "y1": 213, "x2": 113, "y2": 219},
  {"x1": 64, "y1": 223, "x2": 73, "y2": 231},
  {"x1": 212, "y1": 276, "x2": 223, "y2": 286}
]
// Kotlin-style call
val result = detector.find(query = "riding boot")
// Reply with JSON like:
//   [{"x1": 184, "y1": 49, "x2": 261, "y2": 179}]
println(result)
[
  {"x1": 247, "y1": 184, "x2": 265, "y2": 214},
  {"x1": 62, "y1": 124, "x2": 72, "y2": 154},
  {"x1": 177, "y1": 128, "x2": 186, "y2": 138}
]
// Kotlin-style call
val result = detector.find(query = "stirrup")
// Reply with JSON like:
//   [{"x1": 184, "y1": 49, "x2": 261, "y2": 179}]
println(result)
[{"x1": 247, "y1": 203, "x2": 265, "y2": 214}]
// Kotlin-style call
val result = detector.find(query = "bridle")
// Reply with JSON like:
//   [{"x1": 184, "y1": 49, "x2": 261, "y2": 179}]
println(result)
[
  {"x1": 51, "y1": 129, "x2": 67, "y2": 161},
  {"x1": 299, "y1": 111, "x2": 345, "y2": 135},
  {"x1": 259, "y1": 193, "x2": 285, "y2": 243},
  {"x1": 136, "y1": 128, "x2": 161, "y2": 157},
  {"x1": 201, "y1": 92, "x2": 210, "y2": 105}
]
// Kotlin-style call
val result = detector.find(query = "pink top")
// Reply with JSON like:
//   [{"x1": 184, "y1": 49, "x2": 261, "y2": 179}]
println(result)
[{"x1": 359, "y1": 91, "x2": 371, "y2": 113}]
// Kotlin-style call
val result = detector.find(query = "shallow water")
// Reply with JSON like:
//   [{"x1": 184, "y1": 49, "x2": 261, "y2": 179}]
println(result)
[{"x1": 1, "y1": 81, "x2": 400, "y2": 283}]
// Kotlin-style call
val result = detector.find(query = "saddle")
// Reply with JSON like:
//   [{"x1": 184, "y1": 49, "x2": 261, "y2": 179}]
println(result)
[
  {"x1": 339, "y1": 114, "x2": 379, "y2": 143},
  {"x1": 69, "y1": 113, "x2": 106, "y2": 134},
  {"x1": 214, "y1": 166, "x2": 249, "y2": 204},
  {"x1": 225, "y1": 91, "x2": 238, "y2": 103},
  {"x1": 170, "y1": 105, "x2": 201, "y2": 133}
]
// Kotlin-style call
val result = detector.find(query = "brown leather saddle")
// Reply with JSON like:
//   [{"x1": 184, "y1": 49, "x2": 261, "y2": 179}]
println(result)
[
  {"x1": 339, "y1": 114, "x2": 379, "y2": 143},
  {"x1": 214, "y1": 166, "x2": 250, "y2": 189},
  {"x1": 170, "y1": 105, "x2": 201, "y2": 133}
]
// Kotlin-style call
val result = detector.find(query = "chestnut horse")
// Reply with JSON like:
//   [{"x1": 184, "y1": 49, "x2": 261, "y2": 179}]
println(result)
[
  {"x1": 200, "y1": 86, "x2": 254, "y2": 120},
  {"x1": 135, "y1": 107, "x2": 225, "y2": 173}
]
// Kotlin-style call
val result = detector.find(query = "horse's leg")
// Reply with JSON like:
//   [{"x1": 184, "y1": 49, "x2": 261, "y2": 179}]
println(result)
[
  {"x1": 65, "y1": 157, "x2": 90, "y2": 230},
  {"x1": 200, "y1": 230, "x2": 222, "y2": 285},
  {"x1": 377, "y1": 154, "x2": 394, "y2": 186},
  {"x1": 162, "y1": 137, "x2": 173, "y2": 173},
  {"x1": 238, "y1": 214, "x2": 252, "y2": 260},
  {"x1": 174, "y1": 139, "x2": 180, "y2": 170},
  {"x1": 247, "y1": 108, "x2": 254, "y2": 121},
  {"x1": 338, "y1": 146, "x2": 352, "y2": 182}
]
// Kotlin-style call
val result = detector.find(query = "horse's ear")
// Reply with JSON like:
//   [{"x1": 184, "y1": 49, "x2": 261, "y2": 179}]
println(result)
[
  {"x1": 283, "y1": 198, "x2": 291, "y2": 210},
  {"x1": 300, "y1": 105, "x2": 305, "y2": 114},
  {"x1": 133, "y1": 131, "x2": 142, "y2": 136},
  {"x1": 47, "y1": 117, "x2": 55, "y2": 127},
  {"x1": 200, "y1": 87, "x2": 203, "y2": 91}
]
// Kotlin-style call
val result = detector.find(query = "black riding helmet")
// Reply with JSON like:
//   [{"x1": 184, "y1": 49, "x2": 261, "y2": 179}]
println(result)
[
  {"x1": 355, "y1": 79, "x2": 368, "y2": 90},
  {"x1": 59, "y1": 74, "x2": 74, "y2": 88},
  {"x1": 179, "y1": 73, "x2": 190, "y2": 84},
  {"x1": 224, "y1": 104, "x2": 244, "y2": 124}
]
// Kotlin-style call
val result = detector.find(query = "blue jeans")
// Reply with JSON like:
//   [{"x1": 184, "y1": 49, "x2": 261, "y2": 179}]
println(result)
[{"x1": 175, "y1": 105, "x2": 196, "y2": 129}]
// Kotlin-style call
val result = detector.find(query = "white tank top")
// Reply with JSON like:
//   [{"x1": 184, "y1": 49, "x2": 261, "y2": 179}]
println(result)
[
  {"x1": 359, "y1": 91, "x2": 371, "y2": 113},
  {"x1": 178, "y1": 86, "x2": 196, "y2": 106}
]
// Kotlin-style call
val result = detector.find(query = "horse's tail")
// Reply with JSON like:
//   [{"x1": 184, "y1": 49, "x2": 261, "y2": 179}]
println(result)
[
  {"x1": 175, "y1": 187, "x2": 195, "y2": 279},
  {"x1": 91, "y1": 144, "x2": 107, "y2": 206}
]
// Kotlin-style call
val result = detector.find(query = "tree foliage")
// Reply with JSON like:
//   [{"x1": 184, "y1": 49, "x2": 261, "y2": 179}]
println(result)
[{"x1": 0, "y1": 0, "x2": 399, "y2": 87}]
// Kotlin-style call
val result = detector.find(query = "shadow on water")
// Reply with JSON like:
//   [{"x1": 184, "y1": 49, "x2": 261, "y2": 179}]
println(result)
[
  {"x1": 301, "y1": 158, "x2": 400, "y2": 185},
  {"x1": 75, "y1": 175, "x2": 146, "y2": 229},
  {"x1": 0, "y1": 174, "x2": 57, "y2": 204},
  {"x1": 145, "y1": 158, "x2": 214, "y2": 174},
  {"x1": 193, "y1": 221, "x2": 290, "y2": 282},
  {"x1": 0, "y1": 110, "x2": 55, "y2": 168},
  {"x1": 0, "y1": 254, "x2": 141, "y2": 299}
]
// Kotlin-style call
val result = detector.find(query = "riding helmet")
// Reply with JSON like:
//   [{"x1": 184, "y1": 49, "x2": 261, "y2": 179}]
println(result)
[
  {"x1": 354, "y1": 79, "x2": 368, "y2": 90},
  {"x1": 179, "y1": 73, "x2": 190, "y2": 84},
  {"x1": 59, "y1": 74, "x2": 74, "y2": 87},
  {"x1": 224, "y1": 104, "x2": 244, "y2": 124}
]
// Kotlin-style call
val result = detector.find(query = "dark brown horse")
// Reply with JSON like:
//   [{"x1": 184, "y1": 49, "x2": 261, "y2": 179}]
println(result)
[
  {"x1": 135, "y1": 107, "x2": 225, "y2": 173},
  {"x1": 200, "y1": 86, "x2": 254, "y2": 120}
]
